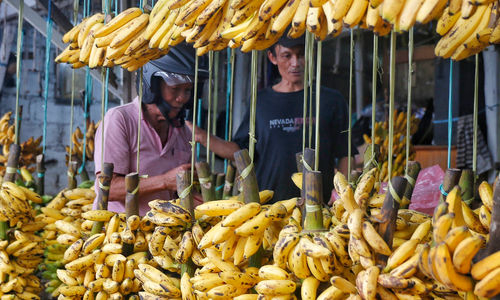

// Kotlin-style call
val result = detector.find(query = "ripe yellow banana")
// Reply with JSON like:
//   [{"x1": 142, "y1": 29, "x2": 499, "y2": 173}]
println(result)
[
  {"x1": 452, "y1": 235, "x2": 485, "y2": 274},
  {"x1": 434, "y1": 242, "x2": 474, "y2": 292},
  {"x1": 110, "y1": 13, "x2": 149, "y2": 48},
  {"x1": 474, "y1": 267, "x2": 500, "y2": 298},
  {"x1": 95, "y1": 8, "x2": 143, "y2": 38},
  {"x1": 437, "y1": 8, "x2": 461, "y2": 36},
  {"x1": 301, "y1": 276, "x2": 320, "y2": 300},
  {"x1": 444, "y1": 225, "x2": 471, "y2": 253}
]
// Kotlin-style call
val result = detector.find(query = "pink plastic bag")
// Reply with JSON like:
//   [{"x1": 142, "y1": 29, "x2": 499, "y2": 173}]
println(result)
[
  {"x1": 330, "y1": 165, "x2": 444, "y2": 216},
  {"x1": 377, "y1": 165, "x2": 444, "y2": 215},
  {"x1": 409, "y1": 165, "x2": 445, "y2": 215}
]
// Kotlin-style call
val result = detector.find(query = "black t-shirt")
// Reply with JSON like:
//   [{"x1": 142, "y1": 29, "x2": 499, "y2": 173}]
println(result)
[{"x1": 233, "y1": 86, "x2": 351, "y2": 203}]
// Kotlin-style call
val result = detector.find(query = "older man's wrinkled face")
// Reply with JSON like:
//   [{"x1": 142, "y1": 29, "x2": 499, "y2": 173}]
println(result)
[
  {"x1": 268, "y1": 44, "x2": 305, "y2": 85},
  {"x1": 160, "y1": 80, "x2": 193, "y2": 114}
]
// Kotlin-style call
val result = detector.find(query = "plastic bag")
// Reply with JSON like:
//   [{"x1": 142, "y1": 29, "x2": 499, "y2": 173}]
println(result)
[{"x1": 408, "y1": 165, "x2": 445, "y2": 215}]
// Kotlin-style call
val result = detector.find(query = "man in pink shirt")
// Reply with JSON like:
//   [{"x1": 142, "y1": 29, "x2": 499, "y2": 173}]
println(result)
[{"x1": 94, "y1": 44, "x2": 238, "y2": 215}]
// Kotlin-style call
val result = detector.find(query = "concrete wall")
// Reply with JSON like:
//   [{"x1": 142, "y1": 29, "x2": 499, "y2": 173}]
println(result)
[{"x1": 0, "y1": 25, "x2": 118, "y2": 195}]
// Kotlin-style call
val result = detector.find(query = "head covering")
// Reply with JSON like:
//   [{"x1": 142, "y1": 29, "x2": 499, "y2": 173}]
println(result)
[
  {"x1": 138, "y1": 43, "x2": 208, "y2": 126},
  {"x1": 275, "y1": 33, "x2": 306, "y2": 48}
]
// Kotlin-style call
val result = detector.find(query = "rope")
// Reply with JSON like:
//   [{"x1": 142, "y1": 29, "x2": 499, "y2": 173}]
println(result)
[
  {"x1": 387, "y1": 31, "x2": 396, "y2": 180},
  {"x1": 14, "y1": 0, "x2": 24, "y2": 146},
  {"x1": 42, "y1": 0, "x2": 53, "y2": 154},
  {"x1": 371, "y1": 35, "x2": 378, "y2": 161},
  {"x1": 472, "y1": 54, "x2": 479, "y2": 174},
  {"x1": 249, "y1": 50, "x2": 258, "y2": 161},
  {"x1": 439, "y1": 183, "x2": 448, "y2": 196},
  {"x1": 347, "y1": 29, "x2": 354, "y2": 182},
  {"x1": 224, "y1": 48, "x2": 235, "y2": 173},
  {"x1": 211, "y1": 51, "x2": 219, "y2": 172},
  {"x1": 302, "y1": 33, "x2": 309, "y2": 154},
  {"x1": 78, "y1": 69, "x2": 91, "y2": 174},
  {"x1": 314, "y1": 41, "x2": 321, "y2": 171},
  {"x1": 100, "y1": 0, "x2": 111, "y2": 174},
  {"x1": 191, "y1": 55, "x2": 199, "y2": 184},
  {"x1": 68, "y1": 0, "x2": 79, "y2": 167},
  {"x1": 308, "y1": 34, "x2": 314, "y2": 148},
  {"x1": 196, "y1": 98, "x2": 202, "y2": 161},
  {"x1": 388, "y1": 181, "x2": 401, "y2": 204},
  {"x1": 405, "y1": 27, "x2": 413, "y2": 175},
  {"x1": 206, "y1": 51, "x2": 213, "y2": 164},
  {"x1": 136, "y1": 69, "x2": 143, "y2": 173},
  {"x1": 447, "y1": 60, "x2": 453, "y2": 169}
]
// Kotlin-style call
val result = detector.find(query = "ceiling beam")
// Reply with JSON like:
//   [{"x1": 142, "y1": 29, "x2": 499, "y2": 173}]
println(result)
[
  {"x1": 3, "y1": 0, "x2": 124, "y2": 102},
  {"x1": 36, "y1": 0, "x2": 73, "y2": 32}
]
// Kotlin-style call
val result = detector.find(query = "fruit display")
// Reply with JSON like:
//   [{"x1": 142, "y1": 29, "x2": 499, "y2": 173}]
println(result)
[
  {"x1": 0, "y1": 182, "x2": 44, "y2": 299},
  {"x1": 55, "y1": 8, "x2": 167, "y2": 71},
  {"x1": 0, "y1": 112, "x2": 43, "y2": 177},
  {"x1": 363, "y1": 111, "x2": 419, "y2": 181},
  {"x1": 65, "y1": 122, "x2": 99, "y2": 165}
]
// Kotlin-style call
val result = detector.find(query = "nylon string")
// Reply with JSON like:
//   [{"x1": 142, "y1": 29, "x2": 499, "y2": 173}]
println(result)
[
  {"x1": 388, "y1": 31, "x2": 396, "y2": 180},
  {"x1": 405, "y1": 28, "x2": 414, "y2": 175},
  {"x1": 68, "y1": 0, "x2": 79, "y2": 166},
  {"x1": 206, "y1": 51, "x2": 213, "y2": 164},
  {"x1": 302, "y1": 32, "x2": 309, "y2": 154},
  {"x1": 136, "y1": 69, "x2": 144, "y2": 174},
  {"x1": 472, "y1": 54, "x2": 479, "y2": 174},
  {"x1": 211, "y1": 52, "x2": 219, "y2": 172},
  {"x1": 347, "y1": 29, "x2": 354, "y2": 182},
  {"x1": 371, "y1": 35, "x2": 378, "y2": 160},
  {"x1": 100, "y1": 0, "x2": 111, "y2": 173},
  {"x1": 42, "y1": 0, "x2": 53, "y2": 154},
  {"x1": 79, "y1": 0, "x2": 91, "y2": 175},
  {"x1": 447, "y1": 60, "x2": 453, "y2": 169},
  {"x1": 14, "y1": 0, "x2": 24, "y2": 146},
  {"x1": 314, "y1": 41, "x2": 322, "y2": 171},
  {"x1": 308, "y1": 34, "x2": 314, "y2": 148},
  {"x1": 249, "y1": 50, "x2": 258, "y2": 161},
  {"x1": 224, "y1": 48, "x2": 235, "y2": 173}
]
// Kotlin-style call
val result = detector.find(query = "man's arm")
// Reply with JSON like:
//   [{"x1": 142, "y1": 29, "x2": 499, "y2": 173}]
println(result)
[
  {"x1": 185, "y1": 121, "x2": 240, "y2": 160},
  {"x1": 105, "y1": 163, "x2": 191, "y2": 202},
  {"x1": 337, "y1": 156, "x2": 353, "y2": 177}
]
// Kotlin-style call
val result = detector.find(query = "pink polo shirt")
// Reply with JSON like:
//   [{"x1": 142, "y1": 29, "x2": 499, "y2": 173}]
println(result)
[{"x1": 93, "y1": 97, "x2": 192, "y2": 216}]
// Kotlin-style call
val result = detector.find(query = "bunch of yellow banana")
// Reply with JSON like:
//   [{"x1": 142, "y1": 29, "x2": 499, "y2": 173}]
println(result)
[
  {"x1": 0, "y1": 181, "x2": 43, "y2": 226},
  {"x1": 0, "y1": 112, "x2": 43, "y2": 177},
  {"x1": 0, "y1": 230, "x2": 44, "y2": 300},
  {"x1": 435, "y1": 1, "x2": 500, "y2": 61},
  {"x1": 54, "y1": 210, "x2": 156, "y2": 299},
  {"x1": 65, "y1": 122, "x2": 99, "y2": 165},
  {"x1": 57, "y1": 8, "x2": 166, "y2": 72},
  {"x1": 363, "y1": 110, "x2": 419, "y2": 182}
]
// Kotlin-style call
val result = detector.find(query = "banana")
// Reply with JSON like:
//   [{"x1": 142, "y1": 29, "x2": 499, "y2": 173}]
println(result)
[
  {"x1": 63, "y1": 22, "x2": 83, "y2": 43},
  {"x1": 332, "y1": 0, "x2": 354, "y2": 21},
  {"x1": 57, "y1": 269, "x2": 79, "y2": 286},
  {"x1": 381, "y1": 0, "x2": 405, "y2": 24},
  {"x1": 145, "y1": 211, "x2": 187, "y2": 227},
  {"x1": 219, "y1": 271, "x2": 258, "y2": 288},
  {"x1": 95, "y1": 7, "x2": 143, "y2": 38},
  {"x1": 82, "y1": 210, "x2": 116, "y2": 222},
  {"x1": 258, "y1": 265, "x2": 290, "y2": 280},
  {"x1": 384, "y1": 238, "x2": 419, "y2": 272},
  {"x1": 444, "y1": 226, "x2": 471, "y2": 253},
  {"x1": 78, "y1": 13, "x2": 105, "y2": 47},
  {"x1": 452, "y1": 235, "x2": 485, "y2": 274},
  {"x1": 243, "y1": 234, "x2": 263, "y2": 259},
  {"x1": 471, "y1": 249, "x2": 500, "y2": 280},
  {"x1": 317, "y1": 285, "x2": 343, "y2": 300},
  {"x1": 82, "y1": 233, "x2": 106, "y2": 254},
  {"x1": 474, "y1": 266, "x2": 500, "y2": 297},
  {"x1": 347, "y1": 208, "x2": 364, "y2": 239},
  {"x1": 289, "y1": 0, "x2": 309, "y2": 37},
  {"x1": 390, "y1": 246, "x2": 422, "y2": 278},
  {"x1": 235, "y1": 210, "x2": 272, "y2": 236},
  {"x1": 222, "y1": 202, "x2": 261, "y2": 227},
  {"x1": 437, "y1": 8, "x2": 461, "y2": 36},
  {"x1": 301, "y1": 277, "x2": 320, "y2": 300},
  {"x1": 398, "y1": 0, "x2": 425, "y2": 30},
  {"x1": 258, "y1": 0, "x2": 289, "y2": 22},
  {"x1": 300, "y1": 236, "x2": 332, "y2": 258},
  {"x1": 64, "y1": 239, "x2": 84, "y2": 262},
  {"x1": 478, "y1": 205, "x2": 491, "y2": 232},
  {"x1": 195, "y1": 200, "x2": 244, "y2": 217},
  {"x1": 66, "y1": 251, "x2": 100, "y2": 271},
  {"x1": 478, "y1": 181, "x2": 493, "y2": 211},
  {"x1": 362, "y1": 221, "x2": 392, "y2": 255},
  {"x1": 255, "y1": 279, "x2": 296, "y2": 295},
  {"x1": 175, "y1": 231, "x2": 195, "y2": 264},
  {"x1": 180, "y1": 273, "x2": 195, "y2": 300},
  {"x1": 409, "y1": 219, "x2": 431, "y2": 242},
  {"x1": 416, "y1": 0, "x2": 447, "y2": 24},
  {"x1": 433, "y1": 213, "x2": 454, "y2": 243},
  {"x1": 344, "y1": 0, "x2": 369, "y2": 28},
  {"x1": 462, "y1": 202, "x2": 488, "y2": 233},
  {"x1": 435, "y1": 3, "x2": 491, "y2": 58},
  {"x1": 434, "y1": 242, "x2": 474, "y2": 292},
  {"x1": 288, "y1": 241, "x2": 310, "y2": 279},
  {"x1": 110, "y1": 13, "x2": 149, "y2": 48}
]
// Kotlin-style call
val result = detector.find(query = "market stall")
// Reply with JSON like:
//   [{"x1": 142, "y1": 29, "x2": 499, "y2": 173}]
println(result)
[{"x1": 0, "y1": 0, "x2": 499, "y2": 298}]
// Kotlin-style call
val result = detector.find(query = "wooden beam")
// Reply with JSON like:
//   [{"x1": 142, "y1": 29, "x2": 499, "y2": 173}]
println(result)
[{"x1": 36, "y1": 0, "x2": 73, "y2": 32}]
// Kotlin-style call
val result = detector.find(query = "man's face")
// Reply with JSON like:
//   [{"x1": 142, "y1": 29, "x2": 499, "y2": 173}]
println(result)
[
  {"x1": 159, "y1": 80, "x2": 193, "y2": 113},
  {"x1": 268, "y1": 44, "x2": 305, "y2": 85}
]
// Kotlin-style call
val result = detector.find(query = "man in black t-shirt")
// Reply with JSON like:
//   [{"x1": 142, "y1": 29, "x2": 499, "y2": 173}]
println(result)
[{"x1": 190, "y1": 36, "x2": 352, "y2": 203}]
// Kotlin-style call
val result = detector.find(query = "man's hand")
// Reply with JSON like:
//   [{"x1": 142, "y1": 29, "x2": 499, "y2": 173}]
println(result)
[
  {"x1": 185, "y1": 121, "x2": 207, "y2": 144},
  {"x1": 162, "y1": 163, "x2": 191, "y2": 191}
]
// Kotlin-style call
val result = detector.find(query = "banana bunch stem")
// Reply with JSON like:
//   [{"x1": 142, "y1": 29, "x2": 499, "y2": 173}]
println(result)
[
  {"x1": 401, "y1": 161, "x2": 421, "y2": 209},
  {"x1": 35, "y1": 154, "x2": 45, "y2": 195},
  {"x1": 222, "y1": 163, "x2": 235, "y2": 199},
  {"x1": 195, "y1": 162, "x2": 216, "y2": 202},
  {"x1": 234, "y1": 150, "x2": 260, "y2": 204},
  {"x1": 440, "y1": 168, "x2": 462, "y2": 202},
  {"x1": 176, "y1": 170, "x2": 196, "y2": 276},
  {"x1": 91, "y1": 162, "x2": 114, "y2": 235},
  {"x1": 458, "y1": 169, "x2": 474, "y2": 206},
  {"x1": 303, "y1": 171, "x2": 324, "y2": 231},
  {"x1": 123, "y1": 173, "x2": 140, "y2": 256}
]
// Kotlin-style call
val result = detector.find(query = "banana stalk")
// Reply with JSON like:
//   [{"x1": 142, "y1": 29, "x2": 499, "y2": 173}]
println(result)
[
  {"x1": 67, "y1": 160, "x2": 78, "y2": 190},
  {"x1": 401, "y1": 161, "x2": 421, "y2": 209},
  {"x1": 123, "y1": 172, "x2": 139, "y2": 256},
  {"x1": 303, "y1": 170, "x2": 324, "y2": 231},
  {"x1": 215, "y1": 173, "x2": 225, "y2": 200},
  {"x1": 440, "y1": 169, "x2": 462, "y2": 202},
  {"x1": 222, "y1": 163, "x2": 235, "y2": 199},
  {"x1": 91, "y1": 162, "x2": 114, "y2": 235},
  {"x1": 458, "y1": 169, "x2": 474, "y2": 206},
  {"x1": 176, "y1": 170, "x2": 196, "y2": 276},
  {"x1": 35, "y1": 154, "x2": 45, "y2": 195},
  {"x1": 195, "y1": 162, "x2": 216, "y2": 201}
]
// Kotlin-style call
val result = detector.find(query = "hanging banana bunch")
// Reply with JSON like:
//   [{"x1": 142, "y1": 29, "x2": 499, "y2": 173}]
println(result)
[
  {"x1": 56, "y1": 8, "x2": 167, "y2": 71},
  {"x1": 65, "y1": 121, "x2": 99, "y2": 165},
  {"x1": 363, "y1": 110, "x2": 419, "y2": 182},
  {"x1": 0, "y1": 112, "x2": 43, "y2": 177}
]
